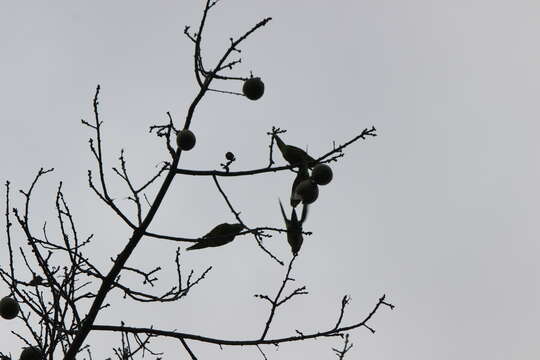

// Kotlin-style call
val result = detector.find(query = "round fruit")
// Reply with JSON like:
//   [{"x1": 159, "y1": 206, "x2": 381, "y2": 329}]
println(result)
[
  {"x1": 0, "y1": 296, "x2": 20, "y2": 320},
  {"x1": 20, "y1": 347, "x2": 42, "y2": 360},
  {"x1": 176, "y1": 129, "x2": 196, "y2": 151},
  {"x1": 242, "y1": 77, "x2": 264, "y2": 100},
  {"x1": 311, "y1": 164, "x2": 333, "y2": 185},
  {"x1": 294, "y1": 179, "x2": 319, "y2": 205},
  {"x1": 225, "y1": 152, "x2": 235, "y2": 161}
]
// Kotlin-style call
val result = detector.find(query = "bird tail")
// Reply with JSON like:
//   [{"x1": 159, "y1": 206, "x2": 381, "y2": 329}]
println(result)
[
  {"x1": 274, "y1": 134, "x2": 287, "y2": 154},
  {"x1": 279, "y1": 199, "x2": 288, "y2": 221},
  {"x1": 300, "y1": 203, "x2": 309, "y2": 223},
  {"x1": 186, "y1": 242, "x2": 206, "y2": 251}
]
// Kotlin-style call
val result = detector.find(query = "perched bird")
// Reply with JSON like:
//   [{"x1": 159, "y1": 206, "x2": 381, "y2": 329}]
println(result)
[
  {"x1": 279, "y1": 200, "x2": 308, "y2": 256},
  {"x1": 290, "y1": 164, "x2": 310, "y2": 207},
  {"x1": 274, "y1": 134, "x2": 316, "y2": 166},
  {"x1": 187, "y1": 223, "x2": 245, "y2": 251}
]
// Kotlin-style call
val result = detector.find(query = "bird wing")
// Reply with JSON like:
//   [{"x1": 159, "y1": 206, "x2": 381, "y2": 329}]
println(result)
[
  {"x1": 186, "y1": 223, "x2": 232, "y2": 251},
  {"x1": 203, "y1": 223, "x2": 229, "y2": 238},
  {"x1": 300, "y1": 203, "x2": 309, "y2": 223},
  {"x1": 288, "y1": 208, "x2": 304, "y2": 255},
  {"x1": 287, "y1": 145, "x2": 316, "y2": 165}
]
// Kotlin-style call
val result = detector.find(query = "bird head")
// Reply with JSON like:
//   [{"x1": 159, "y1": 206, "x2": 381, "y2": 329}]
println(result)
[{"x1": 230, "y1": 223, "x2": 247, "y2": 234}]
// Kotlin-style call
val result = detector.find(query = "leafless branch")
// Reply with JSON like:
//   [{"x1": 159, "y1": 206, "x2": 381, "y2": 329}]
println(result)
[
  {"x1": 331, "y1": 333, "x2": 353, "y2": 360},
  {"x1": 0, "y1": 2, "x2": 390, "y2": 359},
  {"x1": 174, "y1": 126, "x2": 377, "y2": 177},
  {"x1": 90, "y1": 295, "x2": 394, "y2": 346},
  {"x1": 256, "y1": 256, "x2": 303, "y2": 339},
  {"x1": 212, "y1": 175, "x2": 284, "y2": 265}
]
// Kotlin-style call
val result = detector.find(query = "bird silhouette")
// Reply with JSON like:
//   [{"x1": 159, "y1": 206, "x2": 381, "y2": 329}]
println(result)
[
  {"x1": 187, "y1": 223, "x2": 245, "y2": 250},
  {"x1": 274, "y1": 134, "x2": 316, "y2": 166},
  {"x1": 279, "y1": 200, "x2": 308, "y2": 256},
  {"x1": 290, "y1": 163, "x2": 310, "y2": 207}
]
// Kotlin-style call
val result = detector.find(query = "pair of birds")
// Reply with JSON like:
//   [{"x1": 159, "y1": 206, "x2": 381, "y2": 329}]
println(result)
[
  {"x1": 275, "y1": 134, "x2": 311, "y2": 254},
  {"x1": 274, "y1": 134, "x2": 319, "y2": 208},
  {"x1": 186, "y1": 201, "x2": 307, "y2": 256},
  {"x1": 187, "y1": 134, "x2": 313, "y2": 254}
]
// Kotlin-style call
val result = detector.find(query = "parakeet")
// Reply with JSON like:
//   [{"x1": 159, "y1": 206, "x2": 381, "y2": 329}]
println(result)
[
  {"x1": 290, "y1": 163, "x2": 310, "y2": 207},
  {"x1": 279, "y1": 200, "x2": 309, "y2": 256},
  {"x1": 187, "y1": 223, "x2": 245, "y2": 250},
  {"x1": 274, "y1": 134, "x2": 316, "y2": 166}
]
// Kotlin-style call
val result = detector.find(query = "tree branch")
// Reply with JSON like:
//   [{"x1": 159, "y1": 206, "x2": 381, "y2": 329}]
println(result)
[{"x1": 90, "y1": 295, "x2": 394, "y2": 346}]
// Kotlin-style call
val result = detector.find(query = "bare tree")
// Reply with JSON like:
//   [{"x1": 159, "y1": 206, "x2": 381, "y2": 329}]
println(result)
[{"x1": 0, "y1": 1, "x2": 394, "y2": 359}]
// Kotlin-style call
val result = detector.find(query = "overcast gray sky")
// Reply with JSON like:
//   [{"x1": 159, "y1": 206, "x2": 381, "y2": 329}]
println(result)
[{"x1": 1, "y1": 0, "x2": 539, "y2": 359}]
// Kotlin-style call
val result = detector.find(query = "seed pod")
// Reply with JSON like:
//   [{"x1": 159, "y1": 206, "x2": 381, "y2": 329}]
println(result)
[
  {"x1": 242, "y1": 77, "x2": 265, "y2": 100},
  {"x1": 20, "y1": 347, "x2": 42, "y2": 360},
  {"x1": 311, "y1": 164, "x2": 333, "y2": 185},
  {"x1": 176, "y1": 129, "x2": 196, "y2": 151},
  {"x1": 0, "y1": 296, "x2": 20, "y2": 320},
  {"x1": 225, "y1": 152, "x2": 235, "y2": 161}
]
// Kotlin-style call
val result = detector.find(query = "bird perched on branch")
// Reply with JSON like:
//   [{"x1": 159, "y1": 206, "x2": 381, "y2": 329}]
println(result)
[
  {"x1": 279, "y1": 200, "x2": 308, "y2": 256},
  {"x1": 274, "y1": 134, "x2": 316, "y2": 166},
  {"x1": 290, "y1": 163, "x2": 310, "y2": 207},
  {"x1": 187, "y1": 223, "x2": 245, "y2": 250}
]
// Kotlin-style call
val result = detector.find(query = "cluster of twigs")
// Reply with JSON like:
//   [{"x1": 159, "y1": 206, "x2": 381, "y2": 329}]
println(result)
[{"x1": 0, "y1": 1, "x2": 392, "y2": 359}]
